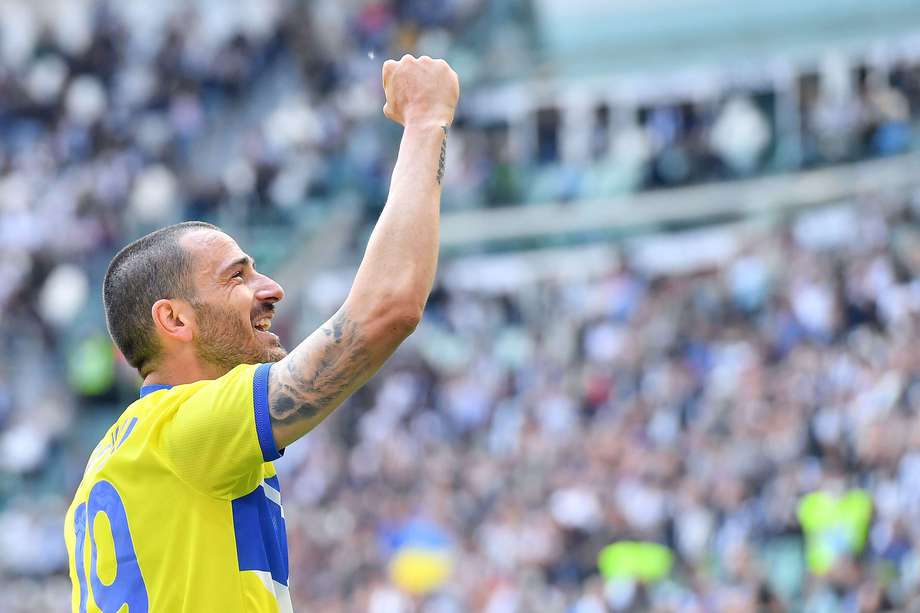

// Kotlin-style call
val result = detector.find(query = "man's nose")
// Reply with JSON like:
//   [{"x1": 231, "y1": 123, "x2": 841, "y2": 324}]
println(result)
[{"x1": 254, "y1": 274, "x2": 285, "y2": 303}]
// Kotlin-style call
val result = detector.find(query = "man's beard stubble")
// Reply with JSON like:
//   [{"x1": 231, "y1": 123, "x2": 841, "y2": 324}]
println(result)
[{"x1": 192, "y1": 301, "x2": 288, "y2": 374}]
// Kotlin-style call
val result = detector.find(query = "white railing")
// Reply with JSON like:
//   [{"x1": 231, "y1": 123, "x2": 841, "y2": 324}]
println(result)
[{"x1": 441, "y1": 152, "x2": 920, "y2": 250}]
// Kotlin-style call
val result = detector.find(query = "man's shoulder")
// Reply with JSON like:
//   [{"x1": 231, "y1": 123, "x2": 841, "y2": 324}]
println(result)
[
  {"x1": 145, "y1": 363, "x2": 262, "y2": 404},
  {"x1": 80, "y1": 384, "x2": 203, "y2": 466}
]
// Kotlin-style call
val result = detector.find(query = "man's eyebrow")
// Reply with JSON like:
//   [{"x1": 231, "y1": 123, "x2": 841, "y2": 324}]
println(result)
[{"x1": 219, "y1": 255, "x2": 253, "y2": 276}]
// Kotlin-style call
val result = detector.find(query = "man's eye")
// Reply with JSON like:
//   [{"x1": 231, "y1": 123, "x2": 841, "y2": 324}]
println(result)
[{"x1": 232, "y1": 271, "x2": 244, "y2": 279}]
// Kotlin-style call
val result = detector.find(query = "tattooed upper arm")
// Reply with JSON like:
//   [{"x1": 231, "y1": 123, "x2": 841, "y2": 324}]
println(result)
[
  {"x1": 267, "y1": 123, "x2": 442, "y2": 448},
  {"x1": 268, "y1": 307, "x2": 399, "y2": 449}
]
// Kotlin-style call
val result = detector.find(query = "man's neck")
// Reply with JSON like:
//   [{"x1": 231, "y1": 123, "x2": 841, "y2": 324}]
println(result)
[{"x1": 142, "y1": 361, "x2": 227, "y2": 388}]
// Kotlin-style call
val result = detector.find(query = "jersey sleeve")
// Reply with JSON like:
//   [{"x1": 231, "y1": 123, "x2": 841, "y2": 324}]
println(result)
[{"x1": 160, "y1": 363, "x2": 281, "y2": 499}]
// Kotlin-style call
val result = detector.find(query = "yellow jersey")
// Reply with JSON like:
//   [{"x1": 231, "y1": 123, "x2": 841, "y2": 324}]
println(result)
[{"x1": 64, "y1": 363, "x2": 293, "y2": 612}]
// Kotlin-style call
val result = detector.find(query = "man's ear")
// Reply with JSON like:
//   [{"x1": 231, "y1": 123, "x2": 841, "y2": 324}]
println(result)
[{"x1": 151, "y1": 299, "x2": 195, "y2": 343}]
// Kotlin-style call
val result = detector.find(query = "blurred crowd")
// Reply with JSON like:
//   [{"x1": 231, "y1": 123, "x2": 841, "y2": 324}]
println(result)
[
  {"x1": 246, "y1": 193, "x2": 920, "y2": 612},
  {"x1": 474, "y1": 58, "x2": 920, "y2": 207},
  {"x1": 14, "y1": 192, "x2": 920, "y2": 611},
  {"x1": 4, "y1": 0, "x2": 920, "y2": 612}
]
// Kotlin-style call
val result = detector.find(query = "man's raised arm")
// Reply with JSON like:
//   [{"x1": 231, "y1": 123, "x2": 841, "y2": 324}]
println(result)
[{"x1": 268, "y1": 55, "x2": 459, "y2": 449}]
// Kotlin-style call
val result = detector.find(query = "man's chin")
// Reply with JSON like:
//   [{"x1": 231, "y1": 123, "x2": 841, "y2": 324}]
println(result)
[
  {"x1": 264, "y1": 344, "x2": 288, "y2": 363},
  {"x1": 195, "y1": 345, "x2": 287, "y2": 374}
]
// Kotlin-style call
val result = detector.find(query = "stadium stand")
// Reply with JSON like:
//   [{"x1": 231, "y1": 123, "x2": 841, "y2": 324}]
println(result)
[{"x1": 4, "y1": 0, "x2": 920, "y2": 611}]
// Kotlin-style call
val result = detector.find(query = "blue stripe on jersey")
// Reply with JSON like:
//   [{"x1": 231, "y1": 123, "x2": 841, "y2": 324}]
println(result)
[
  {"x1": 253, "y1": 363, "x2": 282, "y2": 462},
  {"x1": 73, "y1": 503, "x2": 88, "y2": 613},
  {"x1": 139, "y1": 384, "x2": 172, "y2": 398},
  {"x1": 264, "y1": 475, "x2": 280, "y2": 492},
  {"x1": 231, "y1": 480, "x2": 289, "y2": 585},
  {"x1": 118, "y1": 417, "x2": 138, "y2": 447}
]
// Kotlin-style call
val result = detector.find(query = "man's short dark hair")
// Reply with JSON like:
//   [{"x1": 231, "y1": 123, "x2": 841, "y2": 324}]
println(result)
[{"x1": 103, "y1": 221, "x2": 219, "y2": 377}]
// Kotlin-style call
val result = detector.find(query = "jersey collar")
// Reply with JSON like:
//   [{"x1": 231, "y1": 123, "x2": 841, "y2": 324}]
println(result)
[{"x1": 139, "y1": 384, "x2": 173, "y2": 398}]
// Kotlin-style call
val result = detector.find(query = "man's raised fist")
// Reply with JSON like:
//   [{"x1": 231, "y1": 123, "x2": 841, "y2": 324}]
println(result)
[{"x1": 382, "y1": 54, "x2": 459, "y2": 128}]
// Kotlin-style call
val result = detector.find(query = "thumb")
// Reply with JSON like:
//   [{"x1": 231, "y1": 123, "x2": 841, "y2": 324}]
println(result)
[{"x1": 383, "y1": 102, "x2": 398, "y2": 123}]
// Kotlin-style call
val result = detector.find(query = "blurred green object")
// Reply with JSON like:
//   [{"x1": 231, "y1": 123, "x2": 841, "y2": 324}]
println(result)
[
  {"x1": 797, "y1": 489, "x2": 873, "y2": 575},
  {"x1": 598, "y1": 541, "x2": 673, "y2": 582},
  {"x1": 67, "y1": 335, "x2": 115, "y2": 397}
]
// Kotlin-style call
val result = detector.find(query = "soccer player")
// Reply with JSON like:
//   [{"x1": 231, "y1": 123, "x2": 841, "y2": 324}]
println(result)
[{"x1": 64, "y1": 55, "x2": 458, "y2": 612}]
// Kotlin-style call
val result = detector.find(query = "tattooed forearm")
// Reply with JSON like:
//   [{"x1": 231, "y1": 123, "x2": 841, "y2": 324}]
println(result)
[
  {"x1": 436, "y1": 125, "x2": 448, "y2": 185},
  {"x1": 268, "y1": 309, "x2": 372, "y2": 437}
]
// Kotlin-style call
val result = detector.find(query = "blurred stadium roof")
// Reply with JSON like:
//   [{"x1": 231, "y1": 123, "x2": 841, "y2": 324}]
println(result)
[{"x1": 533, "y1": 0, "x2": 920, "y2": 79}]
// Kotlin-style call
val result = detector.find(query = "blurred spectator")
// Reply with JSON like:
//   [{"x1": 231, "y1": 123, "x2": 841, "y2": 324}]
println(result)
[{"x1": 709, "y1": 96, "x2": 770, "y2": 175}]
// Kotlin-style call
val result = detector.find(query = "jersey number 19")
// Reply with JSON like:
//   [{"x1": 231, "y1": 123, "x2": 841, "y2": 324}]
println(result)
[{"x1": 73, "y1": 480, "x2": 149, "y2": 612}]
